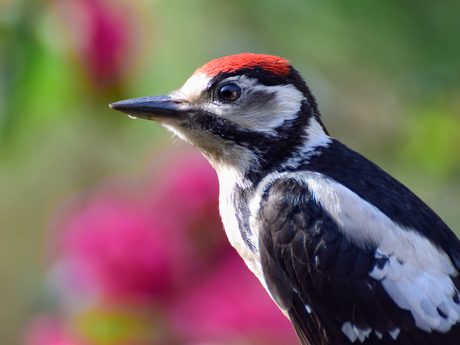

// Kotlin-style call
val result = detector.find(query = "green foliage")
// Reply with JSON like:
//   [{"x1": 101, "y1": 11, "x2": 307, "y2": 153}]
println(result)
[{"x1": 401, "y1": 108, "x2": 460, "y2": 178}]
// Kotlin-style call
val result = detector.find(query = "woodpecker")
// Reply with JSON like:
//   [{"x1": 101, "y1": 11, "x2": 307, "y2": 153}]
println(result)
[{"x1": 110, "y1": 53, "x2": 460, "y2": 345}]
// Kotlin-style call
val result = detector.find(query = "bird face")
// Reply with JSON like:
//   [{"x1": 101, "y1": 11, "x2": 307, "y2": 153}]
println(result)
[
  {"x1": 110, "y1": 53, "x2": 324, "y2": 171},
  {"x1": 179, "y1": 73, "x2": 304, "y2": 134}
]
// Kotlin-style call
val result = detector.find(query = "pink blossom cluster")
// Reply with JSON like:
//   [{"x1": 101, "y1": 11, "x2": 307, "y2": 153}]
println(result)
[
  {"x1": 25, "y1": 150, "x2": 298, "y2": 345},
  {"x1": 51, "y1": 0, "x2": 146, "y2": 92}
]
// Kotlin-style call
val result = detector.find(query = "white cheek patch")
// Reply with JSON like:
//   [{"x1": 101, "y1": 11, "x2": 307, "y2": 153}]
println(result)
[
  {"x1": 205, "y1": 76, "x2": 305, "y2": 134},
  {"x1": 281, "y1": 117, "x2": 332, "y2": 169},
  {"x1": 174, "y1": 74, "x2": 306, "y2": 137}
]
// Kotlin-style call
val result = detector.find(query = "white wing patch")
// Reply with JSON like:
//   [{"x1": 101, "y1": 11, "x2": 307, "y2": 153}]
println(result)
[
  {"x1": 341, "y1": 322, "x2": 373, "y2": 343},
  {"x1": 277, "y1": 171, "x2": 460, "y2": 334},
  {"x1": 389, "y1": 327, "x2": 401, "y2": 340},
  {"x1": 370, "y1": 249, "x2": 460, "y2": 333},
  {"x1": 341, "y1": 322, "x2": 401, "y2": 343}
]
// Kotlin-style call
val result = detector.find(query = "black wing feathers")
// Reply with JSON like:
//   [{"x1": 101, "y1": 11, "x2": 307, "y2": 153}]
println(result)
[
  {"x1": 306, "y1": 140, "x2": 460, "y2": 271},
  {"x1": 257, "y1": 177, "x2": 460, "y2": 344}
]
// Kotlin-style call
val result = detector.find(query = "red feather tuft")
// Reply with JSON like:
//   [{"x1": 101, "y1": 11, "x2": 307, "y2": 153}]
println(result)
[{"x1": 194, "y1": 53, "x2": 291, "y2": 78}]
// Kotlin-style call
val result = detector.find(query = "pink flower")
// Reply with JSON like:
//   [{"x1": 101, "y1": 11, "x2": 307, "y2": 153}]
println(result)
[
  {"x1": 52, "y1": 0, "x2": 144, "y2": 91},
  {"x1": 54, "y1": 186, "x2": 187, "y2": 305},
  {"x1": 44, "y1": 151, "x2": 298, "y2": 344},
  {"x1": 149, "y1": 151, "x2": 229, "y2": 268},
  {"x1": 169, "y1": 251, "x2": 299, "y2": 345},
  {"x1": 50, "y1": 151, "x2": 225, "y2": 305}
]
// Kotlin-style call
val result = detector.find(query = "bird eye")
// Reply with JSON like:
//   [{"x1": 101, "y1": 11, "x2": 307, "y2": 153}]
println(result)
[{"x1": 217, "y1": 83, "x2": 242, "y2": 103}]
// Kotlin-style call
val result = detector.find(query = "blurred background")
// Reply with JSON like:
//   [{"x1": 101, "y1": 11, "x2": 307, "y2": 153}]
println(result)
[{"x1": 1, "y1": 0, "x2": 459, "y2": 344}]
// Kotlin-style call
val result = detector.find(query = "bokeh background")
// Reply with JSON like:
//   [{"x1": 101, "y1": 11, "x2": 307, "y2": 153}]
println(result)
[{"x1": 1, "y1": 0, "x2": 460, "y2": 344}]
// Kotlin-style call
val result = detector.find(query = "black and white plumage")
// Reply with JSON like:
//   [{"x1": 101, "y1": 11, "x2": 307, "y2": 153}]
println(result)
[{"x1": 110, "y1": 53, "x2": 460, "y2": 344}]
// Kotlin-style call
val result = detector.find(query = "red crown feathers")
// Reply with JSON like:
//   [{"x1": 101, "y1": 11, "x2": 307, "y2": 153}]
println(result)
[{"x1": 194, "y1": 53, "x2": 291, "y2": 78}]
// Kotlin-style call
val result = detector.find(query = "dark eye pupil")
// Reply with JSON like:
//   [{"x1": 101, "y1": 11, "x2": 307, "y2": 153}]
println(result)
[{"x1": 218, "y1": 84, "x2": 241, "y2": 102}]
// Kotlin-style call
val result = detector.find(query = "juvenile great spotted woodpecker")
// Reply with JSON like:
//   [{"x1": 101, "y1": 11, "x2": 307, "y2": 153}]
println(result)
[{"x1": 110, "y1": 53, "x2": 460, "y2": 345}]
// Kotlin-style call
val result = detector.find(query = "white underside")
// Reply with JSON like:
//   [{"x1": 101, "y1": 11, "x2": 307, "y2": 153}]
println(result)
[{"x1": 216, "y1": 163, "x2": 267, "y2": 289}]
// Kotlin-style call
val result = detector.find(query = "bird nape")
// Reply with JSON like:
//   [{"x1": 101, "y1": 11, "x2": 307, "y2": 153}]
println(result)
[{"x1": 110, "y1": 53, "x2": 460, "y2": 345}]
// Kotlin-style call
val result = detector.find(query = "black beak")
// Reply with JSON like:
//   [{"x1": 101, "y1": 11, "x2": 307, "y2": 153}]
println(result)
[{"x1": 109, "y1": 95, "x2": 186, "y2": 121}]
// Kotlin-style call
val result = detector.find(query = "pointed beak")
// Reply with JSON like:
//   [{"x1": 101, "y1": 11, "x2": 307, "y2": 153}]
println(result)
[{"x1": 109, "y1": 95, "x2": 187, "y2": 121}]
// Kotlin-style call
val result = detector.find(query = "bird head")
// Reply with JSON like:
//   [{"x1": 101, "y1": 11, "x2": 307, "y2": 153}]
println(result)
[{"x1": 110, "y1": 53, "x2": 328, "y2": 178}]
